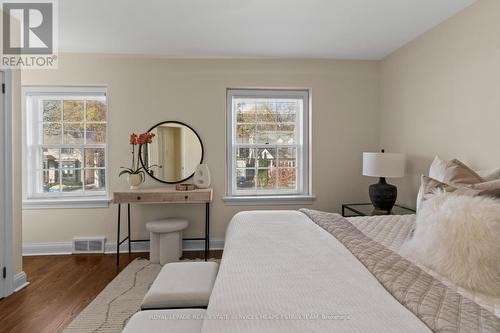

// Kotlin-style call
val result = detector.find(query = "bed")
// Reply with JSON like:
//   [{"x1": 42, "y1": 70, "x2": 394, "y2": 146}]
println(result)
[{"x1": 200, "y1": 210, "x2": 500, "y2": 333}]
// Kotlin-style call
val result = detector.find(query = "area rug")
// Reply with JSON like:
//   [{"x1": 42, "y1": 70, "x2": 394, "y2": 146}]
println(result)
[
  {"x1": 64, "y1": 258, "x2": 218, "y2": 333},
  {"x1": 63, "y1": 258, "x2": 160, "y2": 333}
]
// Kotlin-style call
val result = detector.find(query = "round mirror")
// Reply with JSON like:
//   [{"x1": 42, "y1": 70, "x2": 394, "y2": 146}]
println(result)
[{"x1": 139, "y1": 121, "x2": 204, "y2": 184}]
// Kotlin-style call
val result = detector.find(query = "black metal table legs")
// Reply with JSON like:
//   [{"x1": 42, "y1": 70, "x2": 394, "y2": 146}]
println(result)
[
  {"x1": 116, "y1": 203, "x2": 132, "y2": 267},
  {"x1": 116, "y1": 203, "x2": 210, "y2": 266},
  {"x1": 116, "y1": 204, "x2": 120, "y2": 266},
  {"x1": 205, "y1": 202, "x2": 210, "y2": 261},
  {"x1": 127, "y1": 204, "x2": 131, "y2": 253}
]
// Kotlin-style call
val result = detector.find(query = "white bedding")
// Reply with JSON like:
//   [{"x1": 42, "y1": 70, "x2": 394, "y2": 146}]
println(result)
[{"x1": 201, "y1": 211, "x2": 431, "y2": 333}]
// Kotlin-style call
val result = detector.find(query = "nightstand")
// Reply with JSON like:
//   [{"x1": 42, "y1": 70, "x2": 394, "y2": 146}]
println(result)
[{"x1": 342, "y1": 203, "x2": 415, "y2": 217}]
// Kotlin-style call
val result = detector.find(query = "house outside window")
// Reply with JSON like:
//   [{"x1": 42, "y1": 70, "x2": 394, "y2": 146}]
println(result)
[
  {"x1": 23, "y1": 86, "x2": 109, "y2": 208},
  {"x1": 225, "y1": 89, "x2": 312, "y2": 203}
]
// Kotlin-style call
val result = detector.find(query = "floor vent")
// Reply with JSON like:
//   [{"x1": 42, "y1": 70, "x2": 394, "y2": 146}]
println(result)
[{"x1": 72, "y1": 237, "x2": 106, "y2": 254}]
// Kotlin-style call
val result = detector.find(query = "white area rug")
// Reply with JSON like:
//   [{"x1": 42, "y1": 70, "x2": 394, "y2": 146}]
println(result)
[
  {"x1": 63, "y1": 259, "x2": 161, "y2": 333},
  {"x1": 64, "y1": 258, "x2": 219, "y2": 333}
]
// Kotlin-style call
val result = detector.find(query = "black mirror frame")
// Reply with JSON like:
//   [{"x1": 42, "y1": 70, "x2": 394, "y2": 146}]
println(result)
[{"x1": 139, "y1": 120, "x2": 204, "y2": 184}]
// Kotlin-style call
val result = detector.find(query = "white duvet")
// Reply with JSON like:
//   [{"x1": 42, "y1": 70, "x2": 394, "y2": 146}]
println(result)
[{"x1": 201, "y1": 211, "x2": 431, "y2": 333}]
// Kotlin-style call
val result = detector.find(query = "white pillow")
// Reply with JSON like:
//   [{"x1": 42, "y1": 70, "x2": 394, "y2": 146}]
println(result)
[
  {"x1": 428, "y1": 156, "x2": 448, "y2": 182},
  {"x1": 400, "y1": 192, "x2": 500, "y2": 296},
  {"x1": 477, "y1": 168, "x2": 500, "y2": 182},
  {"x1": 415, "y1": 188, "x2": 423, "y2": 213},
  {"x1": 416, "y1": 156, "x2": 448, "y2": 212},
  {"x1": 417, "y1": 156, "x2": 486, "y2": 212}
]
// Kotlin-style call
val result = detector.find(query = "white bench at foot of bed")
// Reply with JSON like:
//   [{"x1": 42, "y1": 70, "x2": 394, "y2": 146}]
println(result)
[
  {"x1": 141, "y1": 262, "x2": 219, "y2": 310},
  {"x1": 123, "y1": 309, "x2": 206, "y2": 333}
]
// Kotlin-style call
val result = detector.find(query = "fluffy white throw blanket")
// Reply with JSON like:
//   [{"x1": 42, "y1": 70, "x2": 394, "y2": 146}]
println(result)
[{"x1": 400, "y1": 192, "x2": 500, "y2": 296}]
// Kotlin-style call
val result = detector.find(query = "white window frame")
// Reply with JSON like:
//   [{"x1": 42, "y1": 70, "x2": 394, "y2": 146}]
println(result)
[
  {"x1": 224, "y1": 89, "x2": 313, "y2": 205},
  {"x1": 22, "y1": 86, "x2": 110, "y2": 209}
]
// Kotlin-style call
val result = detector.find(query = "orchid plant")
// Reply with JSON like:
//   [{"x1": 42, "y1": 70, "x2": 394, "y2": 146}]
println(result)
[{"x1": 119, "y1": 132, "x2": 158, "y2": 178}]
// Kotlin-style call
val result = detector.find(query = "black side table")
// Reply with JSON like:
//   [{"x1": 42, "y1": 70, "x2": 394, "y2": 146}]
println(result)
[{"x1": 342, "y1": 203, "x2": 415, "y2": 217}]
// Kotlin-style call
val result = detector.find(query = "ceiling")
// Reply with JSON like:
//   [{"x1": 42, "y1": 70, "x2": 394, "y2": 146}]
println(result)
[{"x1": 59, "y1": 0, "x2": 475, "y2": 60}]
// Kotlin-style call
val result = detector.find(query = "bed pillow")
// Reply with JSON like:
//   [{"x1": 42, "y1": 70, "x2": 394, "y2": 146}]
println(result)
[
  {"x1": 417, "y1": 157, "x2": 485, "y2": 211},
  {"x1": 421, "y1": 175, "x2": 500, "y2": 197},
  {"x1": 429, "y1": 156, "x2": 484, "y2": 185},
  {"x1": 400, "y1": 192, "x2": 500, "y2": 296},
  {"x1": 419, "y1": 175, "x2": 456, "y2": 193},
  {"x1": 477, "y1": 168, "x2": 500, "y2": 181},
  {"x1": 428, "y1": 156, "x2": 448, "y2": 182},
  {"x1": 416, "y1": 176, "x2": 474, "y2": 212},
  {"x1": 468, "y1": 179, "x2": 500, "y2": 197},
  {"x1": 415, "y1": 175, "x2": 500, "y2": 212}
]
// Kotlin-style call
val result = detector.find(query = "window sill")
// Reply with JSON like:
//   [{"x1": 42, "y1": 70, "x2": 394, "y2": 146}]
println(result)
[
  {"x1": 223, "y1": 195, "x2": 315, "y2": 206},
  {"x1": 23, "y1": 197, "x2": 111, "y2": 209}
]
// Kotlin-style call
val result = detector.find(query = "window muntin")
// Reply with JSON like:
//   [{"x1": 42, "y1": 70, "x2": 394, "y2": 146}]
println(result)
[
  {"x1": 227, "y1": 89, "x2": 309, "y2": 197},
  {"x1": 24, "y1": 87, "x2": 108, "y2": 200}
]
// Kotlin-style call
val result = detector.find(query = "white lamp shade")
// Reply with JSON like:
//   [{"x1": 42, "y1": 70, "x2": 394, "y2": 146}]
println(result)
[{"x1": 362, "y1": 152, "x2": 406, "y2": 178}]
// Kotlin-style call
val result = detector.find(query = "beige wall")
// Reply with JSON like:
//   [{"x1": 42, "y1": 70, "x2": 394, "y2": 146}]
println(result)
[
  {"x1": 379, "y1": 0, "x2": 500, "y2": 208},
  {"x1": 22, "y1": 56, "x2": 379, "y2": 245}
]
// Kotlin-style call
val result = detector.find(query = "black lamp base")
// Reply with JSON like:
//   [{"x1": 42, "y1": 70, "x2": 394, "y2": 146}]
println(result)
[{"x1": 369, "y1": 177, "x2": 397, "y2": 211}]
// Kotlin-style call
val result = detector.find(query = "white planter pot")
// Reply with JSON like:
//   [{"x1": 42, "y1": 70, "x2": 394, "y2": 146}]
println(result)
[
  {"x1": 193, "y1": 164, "x2": 211, "y2": 188},
  {"x1": 127, "y1": 173, "x2": 144, "y2": 190}
]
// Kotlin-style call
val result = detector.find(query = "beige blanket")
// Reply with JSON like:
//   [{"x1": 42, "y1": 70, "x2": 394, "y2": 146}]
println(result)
[{"x1": 301, "y1": 209, "x2": 500, "y2": 333}]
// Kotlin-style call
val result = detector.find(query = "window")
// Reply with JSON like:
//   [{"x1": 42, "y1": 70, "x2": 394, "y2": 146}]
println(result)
[
  {"x1": 23, "y1": 86, "x2": 109, "y2": 208},
  {"x1": 226, "y1": 89, "x2": 311, "y2": 202}
]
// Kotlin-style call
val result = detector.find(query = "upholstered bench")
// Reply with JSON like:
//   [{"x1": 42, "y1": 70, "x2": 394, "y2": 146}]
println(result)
[
  {"x1": 122, "y1": 309, "x2": 205, "y2": 333},
  {"x1": 146, "y1": 219, "x2": 188, "y2": 265},
  {"x1": 141, "y1": 261, "x2": 219, "y2": 310}
]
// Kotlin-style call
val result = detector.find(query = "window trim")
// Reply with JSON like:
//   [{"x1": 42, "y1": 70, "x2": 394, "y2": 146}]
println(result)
[
  {"x1": 22, "y1": 85, "x2": 110, "y2": 209},
  {"x1": 225, "y1": 88, "x2": 311, "y2": 202}
]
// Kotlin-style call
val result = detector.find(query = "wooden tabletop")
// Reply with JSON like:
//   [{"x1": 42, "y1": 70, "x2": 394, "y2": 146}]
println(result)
[{"x1": 112, "y1": 187, "x2": 213, "y2": 204}]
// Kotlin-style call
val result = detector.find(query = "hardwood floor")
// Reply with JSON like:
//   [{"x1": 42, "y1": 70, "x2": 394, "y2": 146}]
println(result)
[{"x1": 0, "y1": 251, "x2": 222, "y2": 333}]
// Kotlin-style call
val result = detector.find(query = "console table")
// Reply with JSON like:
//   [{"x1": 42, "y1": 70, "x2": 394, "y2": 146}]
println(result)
[{"x1": 112, "y1": 187, "x2": 213, "y2": 266}]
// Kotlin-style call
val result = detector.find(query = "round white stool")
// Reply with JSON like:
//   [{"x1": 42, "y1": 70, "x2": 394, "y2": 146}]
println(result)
[{"x1": 146, "y1": 219, "x2": 188, "y2": 265}]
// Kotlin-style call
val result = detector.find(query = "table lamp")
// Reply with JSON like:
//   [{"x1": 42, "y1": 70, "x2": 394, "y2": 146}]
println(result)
[{"x1": 362, "y1": 150, "x2": 405, "y2": 211}]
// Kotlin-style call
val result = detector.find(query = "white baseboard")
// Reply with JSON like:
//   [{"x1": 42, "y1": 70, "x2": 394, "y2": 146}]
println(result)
[
  {"x1": 23, "y1": 238, "x2": 225, "y2": 256},
  {"x1": 13, "y1": 271, "x2": 29, "y2": 292},
  {"x1": 23, "y1": 242, "x2": 72, "y2": 256}
]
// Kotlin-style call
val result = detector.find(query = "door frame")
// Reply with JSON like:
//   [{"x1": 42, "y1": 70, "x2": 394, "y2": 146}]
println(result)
[{"x1": 0, "y1": 69, "x2": 14, "y2": 298}]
